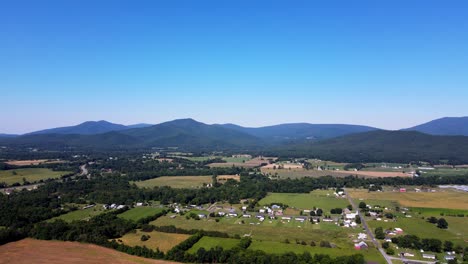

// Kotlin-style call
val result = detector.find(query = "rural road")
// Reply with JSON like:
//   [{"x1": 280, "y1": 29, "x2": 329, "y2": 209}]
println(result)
[
  {"x1": 344, "y1": 189, "x2": 393, "y2": 264},
  {"x1": 344, "y1": 189, "x2": 438, "y2": 264}
]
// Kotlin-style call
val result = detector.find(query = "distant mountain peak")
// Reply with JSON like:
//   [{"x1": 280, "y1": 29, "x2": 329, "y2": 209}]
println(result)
[{"x1": 404, "y1": 116, "x2": 468, "y2": 136}]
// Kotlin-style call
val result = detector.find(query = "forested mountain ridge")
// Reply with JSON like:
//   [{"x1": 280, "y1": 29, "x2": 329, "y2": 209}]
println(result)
[{"x1": 404, "y1": 116, "x2": 468, "y2": 136}]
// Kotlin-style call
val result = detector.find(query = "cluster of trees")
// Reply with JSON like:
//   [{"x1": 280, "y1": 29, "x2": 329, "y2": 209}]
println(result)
[
  {"x1": 427, "y1": 216, "x2": 449, "y2": 229},
  {"x1": 330, "y1": 208, "x2": 343, "y2": 214}
]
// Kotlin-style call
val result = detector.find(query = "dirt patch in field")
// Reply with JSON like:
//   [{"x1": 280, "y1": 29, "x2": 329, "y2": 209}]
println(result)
[
  {"x1": 0, "y1": 238, "x2": 177, "y2": 264},
  {"x1": 217, "y1": 175, "x2": 240, "y2": 182},
  {"x1": 5, "y1": 159, "x2": 64, "y2": 166}
]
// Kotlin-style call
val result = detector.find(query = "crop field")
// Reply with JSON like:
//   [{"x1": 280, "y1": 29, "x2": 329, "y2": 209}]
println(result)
[
  {"x1": 188, "y1": 236, "x2": 240, "y2": 253},
  {"x1": 134, "y1": 176, "x2": 212, "y2": 189},
  {"x1": 348, "y1": 188, "x2": 468, "y2": 210},
  {"x1": 151, "y1": 214, "x2": 357, "y2": 248},
  {"x1": 118, "y1": 207, "x2": 165, "y2": 221},
  {"x1": 0, "y1": 168, "x2": 70, "y2": 186},
  {"x1": 5, "y1": 159, "x2": 65, "y2": 166},
  {"x1": 258, "y1": 190, "x2": 350, "y2": 211},
  {"x1": 118, "y1": 230, "x2": 190, "y2": 253},
  {"x1": 0, "y1": 238, "x2": 174, "y2": 264},
  {"x1": 49, "y1": 205, "x2": 108, "y2": 222}
]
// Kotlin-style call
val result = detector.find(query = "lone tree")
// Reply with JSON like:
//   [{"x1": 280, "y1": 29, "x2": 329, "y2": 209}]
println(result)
[
  {"x1": 358, "y1": 201, "x2": 367, "y2": 209},
  {"x1": 437, "y1": 218, "x2": 448, "y2": 229},
  {"x1": 375, "y1": 227, "x2": 385, "y2": 239}
]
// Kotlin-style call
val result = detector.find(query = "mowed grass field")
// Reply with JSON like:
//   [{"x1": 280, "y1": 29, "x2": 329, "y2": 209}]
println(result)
[
  {"x1": 188, "y1": 236, "x2": 240, "y2": 253},
  {"x1": 0, "y1": 238, "x2": 174, "y2": 264},
  {"x1": 348, "y1": 188, "x2": 468, "y2": 210},
  {"x1": 258, "y1": 190, "x2": 350, "y2": 211},
  {"x1": 118, "y1": 207, "x2": 165, "y2": 221},
  {"x1": 119, "y1": 230, "x2": 190, "y2": 253},
  {"x1": 134, "y1": 176, "x2": 212, "y2": 189},
  {"x1": 0, "y1": 168, "x2": 70, "y2": 185},
  {"x1": 49, "y1": 205, "x2": 108, "y2": 222}
]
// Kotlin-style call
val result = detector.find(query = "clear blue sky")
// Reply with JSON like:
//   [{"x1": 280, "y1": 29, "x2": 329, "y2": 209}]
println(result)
[{"x1": 1, "y1": 0, "x2": 468, "y2": 134}]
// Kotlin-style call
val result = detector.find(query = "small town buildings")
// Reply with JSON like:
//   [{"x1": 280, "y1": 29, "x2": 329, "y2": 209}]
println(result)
[
  {"x1": 354, "y1": 241, "x2": 368, "y2": 250},
  {"x1": 422, "y1": 254, "x2": 436, "y2": 259}
]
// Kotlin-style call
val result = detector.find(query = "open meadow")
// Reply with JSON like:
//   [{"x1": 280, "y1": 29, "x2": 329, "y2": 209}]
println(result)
[
  {"x1": 48, "y1": 204, "x2": 108, "y2": 222},
  {"x1": 188, "y1": 236, "x2": 240, "y2": 253},
  {"x1": 258, "y1": 190, "x2": 350, "y2": 211},
  {"x1": 0, "y1": 238, "x2": 175, "y2": 264},
  {"x1": 118, "y1": 230, "x2": 190, "y2": 253},
  {"x1": 118, "y1": 207, "x2": 165, "y2": 222},
  {"x1": 0, "y1": 168, "x2": 71, "y2": 186}
]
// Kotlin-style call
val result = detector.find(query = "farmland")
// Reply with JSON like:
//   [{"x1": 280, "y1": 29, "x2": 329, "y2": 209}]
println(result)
[
  {"x1": 4, "y1": 159, "x2": 65, "y2": 166},
  {"x1": 118, "y1": 207, "x2": 165, "y2": 221},
  {"x1": 0, "y1": 238, "x2": 175, "y2": 264},
  {"x1": 258, "y1": 190, "x2": 350, "y2": 211},
  {"x1": 118, "y1": 230, "x2": 190, "y2": 253},
  {"x1": 188, "y1": 236, "x2": 240, "y2": 253},
  {"x1": 0, "y1": 168, "x2": 71, "y2": 186},
  {"x1": 134, "y1": 176, "x2": 213, "y2": 189},
  {"x1": 348, "y1": 188, "x2": 468, "y2": 210}
]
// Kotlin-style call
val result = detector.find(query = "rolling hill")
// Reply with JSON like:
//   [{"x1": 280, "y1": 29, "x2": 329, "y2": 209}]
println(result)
[
  {"x1": 220, "y1": 123, "x2": 378, "y2": 141},
  {"x1": 404, "y1": 116, "x2": 468, "y2": 136}
]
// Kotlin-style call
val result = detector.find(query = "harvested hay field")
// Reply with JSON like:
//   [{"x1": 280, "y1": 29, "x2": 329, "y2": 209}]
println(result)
[
  {"x1": 5, "y1": 159, "x2": 64, "y2": 166},
  {"x1": 0, "y1": 238, "x2": 176, "y2": 264},
  {"x1": 134, "y1": 176, "x2": 212, "y2": 189},
  {"x1": 348, "y1": 188, "x2": 468, "y2": 210},
  {"x1": 119, "y1": 230, "x2": 190, "y2": 253}
]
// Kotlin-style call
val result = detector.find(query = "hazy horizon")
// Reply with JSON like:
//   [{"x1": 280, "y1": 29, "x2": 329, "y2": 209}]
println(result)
[{"x1": 2, "y1": 1, "x2": 467, "y2": 134}]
